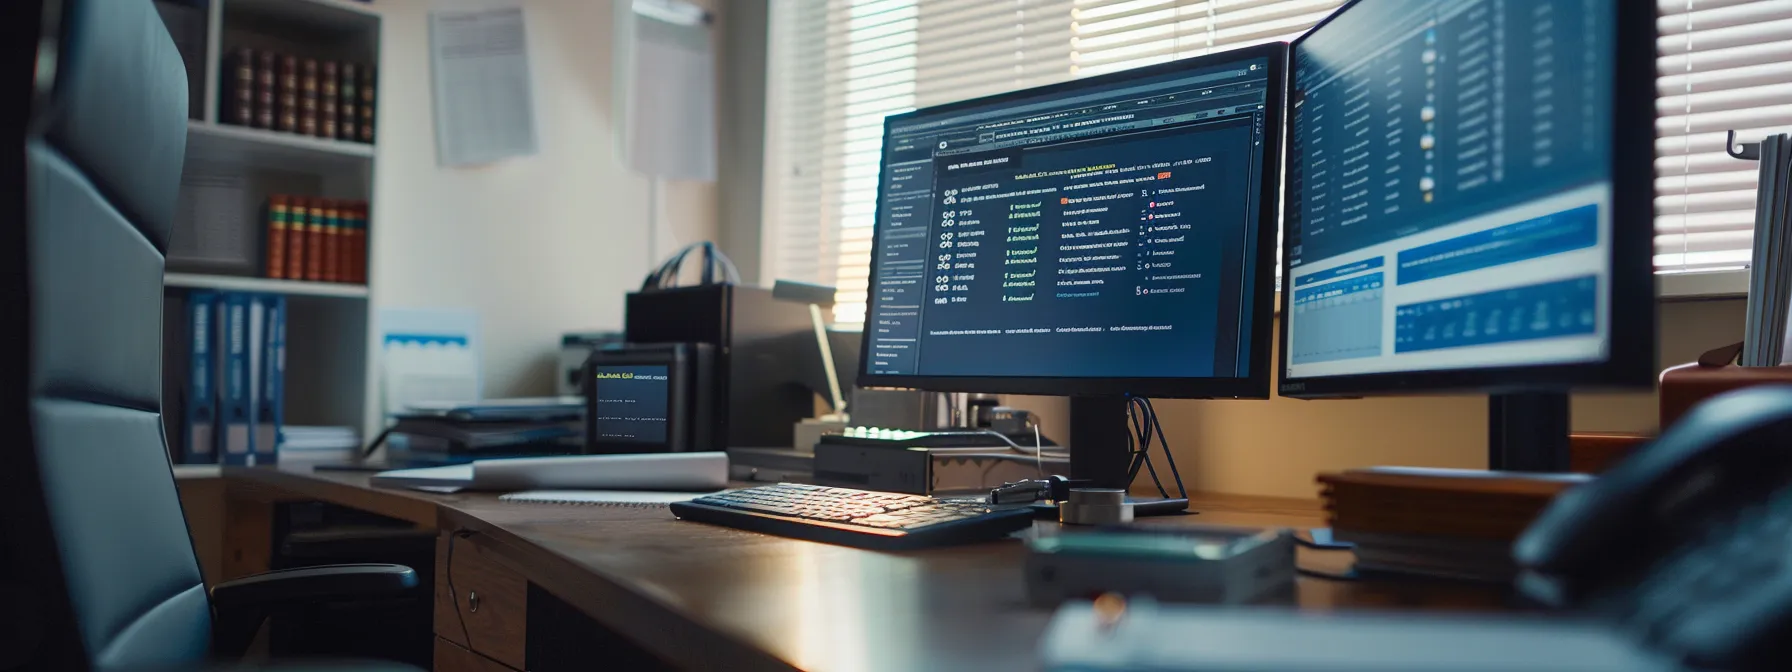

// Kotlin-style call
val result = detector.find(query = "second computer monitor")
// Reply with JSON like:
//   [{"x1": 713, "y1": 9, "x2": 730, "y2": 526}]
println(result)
[
  {"x1": 1278, "y1": 0, "x2": 1655, "y2": 397},
  {"x1": 857, "y1": 44, "x2": 1286, "y2": 399}
]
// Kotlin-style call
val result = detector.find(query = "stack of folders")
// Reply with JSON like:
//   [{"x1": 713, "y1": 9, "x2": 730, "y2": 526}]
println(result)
[
  {"x1": 279, "y1": 426, "x2": 361, "y2": 463},
  {"x1": 166, "y1": 291, "x2": 286, "y2": 466},
  {"x1": 1317, "y1": 467, "x2": 1591, "y2": 582},
  {"x1": 1743, "y1": 133, "x2": 1792, "y2": 367}
]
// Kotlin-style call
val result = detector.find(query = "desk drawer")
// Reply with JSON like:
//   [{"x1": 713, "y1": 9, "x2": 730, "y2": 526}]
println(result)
[
  {"x1": 436, "y1": 637, "x2": 519, "y2": 672},
  {"x1": 436, "y1": 532, "x2": 527, "y2": 669}
]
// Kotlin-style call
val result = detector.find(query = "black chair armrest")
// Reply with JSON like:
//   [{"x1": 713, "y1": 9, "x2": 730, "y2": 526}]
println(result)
[
  {"x1": 211, "y1": 563, "x2": 418, "y2": 612},
  {"x1": 210, "y1": 564, "x2": 418, "y2": 657}
]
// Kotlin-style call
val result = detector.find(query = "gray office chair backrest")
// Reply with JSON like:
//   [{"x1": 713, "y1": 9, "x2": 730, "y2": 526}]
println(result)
[{"x1": 5, "y1": 0, "x2": 210, "y2": 669}]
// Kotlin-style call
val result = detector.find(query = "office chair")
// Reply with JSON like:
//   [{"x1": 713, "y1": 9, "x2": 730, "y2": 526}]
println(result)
[{"x1": 0, "y1": 1, "x2": 419, "y2": 670}]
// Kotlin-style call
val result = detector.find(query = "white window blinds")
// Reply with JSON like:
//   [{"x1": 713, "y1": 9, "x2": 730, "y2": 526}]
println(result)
[
  {"x1": 761, "y1": 0, "x2": 1390, "y2": 323},
  {"x1": 1655, "y1": 0, "x2": 1792, "y2": 272}
]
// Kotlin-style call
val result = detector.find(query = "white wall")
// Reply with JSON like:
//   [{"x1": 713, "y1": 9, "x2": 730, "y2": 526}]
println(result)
[{"x1": 364, "y1": 0, "x2": 719, "y2": 428}]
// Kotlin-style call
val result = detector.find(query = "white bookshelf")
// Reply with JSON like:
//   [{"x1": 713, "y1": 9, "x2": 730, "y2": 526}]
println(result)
[{"x1": 161, "y1": 0, "x2": 382, "y2": 450}]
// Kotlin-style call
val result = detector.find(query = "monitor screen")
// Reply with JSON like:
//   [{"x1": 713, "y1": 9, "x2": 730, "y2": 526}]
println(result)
[
  {"x1": 589, "y1": 364, "x2": 670, "y2": 444},
  {"x1": 857, "y1": 45, "x2": 1284, "y2": 398},
  {"x1": 1280, "y1": 0, "x2": 1648, "y2": 393}
]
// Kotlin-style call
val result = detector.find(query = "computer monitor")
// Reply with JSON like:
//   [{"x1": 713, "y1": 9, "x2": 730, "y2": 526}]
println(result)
[
  {"x1": 1279, "y1": 0, "x2": 1656, "y2": 470},
  {"x1": 856, "y1": 44, "x2": 1286, "y2": 486}
]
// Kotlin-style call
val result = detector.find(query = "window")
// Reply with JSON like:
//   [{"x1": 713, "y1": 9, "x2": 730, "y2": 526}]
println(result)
[
  {"x1": 1655, "y1": 0, "x2": 1792, "y2": 272},
  {"x1": 766, "y1": 0, "x2": 1792, "y2": 323}
]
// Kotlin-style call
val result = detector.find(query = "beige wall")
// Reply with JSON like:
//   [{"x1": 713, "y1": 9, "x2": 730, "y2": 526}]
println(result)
[
  {"x1": 1148, "y1": 299, "x2": 1747, "y2": 499},
  {"x1": 369, "y1": 0, "x2": 721, "y2": 413}
]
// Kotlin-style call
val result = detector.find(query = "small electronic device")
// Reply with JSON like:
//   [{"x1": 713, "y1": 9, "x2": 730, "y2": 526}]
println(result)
[
  {"x1": 668, "y1": 483, "x2": 1037, "y2": 550},
  {"x1": 582, "y1": 342, "x2": 717, "y2": 453},
  {"x1": 1025, "y1": 525, "x2": 1296, "y2": 607},
  {"x1": 812, "y1": 442, "x2": 1070, "y2": 496}
]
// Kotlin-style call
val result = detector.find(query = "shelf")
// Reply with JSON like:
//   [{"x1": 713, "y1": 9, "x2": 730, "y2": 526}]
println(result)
[
  {"x1": 226, "y1": 0, "x2": 380, "y2": 38},
  {"x1": 165, "y1": 273, "x2": 369, "y2": 298},
  {"x1": 186, "y1": 121, "x2": 373, "y2": 172}
]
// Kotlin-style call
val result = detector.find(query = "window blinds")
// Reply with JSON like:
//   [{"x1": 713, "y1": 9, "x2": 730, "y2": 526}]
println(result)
[{"x1": 1655, "y1": 0, "x2": 1792, "y2": 272}]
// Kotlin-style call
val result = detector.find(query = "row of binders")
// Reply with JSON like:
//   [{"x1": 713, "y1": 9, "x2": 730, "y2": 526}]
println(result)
[{"x1": 167, "y1": 291, "x2": 285, "y2": 465}]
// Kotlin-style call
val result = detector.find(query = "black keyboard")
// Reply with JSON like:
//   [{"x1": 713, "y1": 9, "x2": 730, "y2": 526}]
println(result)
[{"x1": 669, "y1": 483, "x2": 1036, "y2": 550}]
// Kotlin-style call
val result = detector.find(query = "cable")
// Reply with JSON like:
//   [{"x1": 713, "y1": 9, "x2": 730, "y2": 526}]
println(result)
[
  {"x1": 445, "y1": 529, "x2": 477, "y2": 647},
  {"x1": 1140, "y1": 397, "x2": 1186, "y2": 498},
  {"x1": 1033, "y1": 421, "x2": 1043, "y2": 478},
  {"x1": 359, "y1": 426, "x2": 393, "y2": 460}
]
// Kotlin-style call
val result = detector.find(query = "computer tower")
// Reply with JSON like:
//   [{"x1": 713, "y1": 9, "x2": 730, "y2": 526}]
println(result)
[{"x1": 625, "y1": 284, "x2": 814, "y2": 448}]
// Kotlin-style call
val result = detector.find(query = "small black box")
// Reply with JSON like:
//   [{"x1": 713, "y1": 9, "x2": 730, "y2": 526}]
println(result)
[{"x1": 625, "y1": 285, "x2": 814, "y2": 448}]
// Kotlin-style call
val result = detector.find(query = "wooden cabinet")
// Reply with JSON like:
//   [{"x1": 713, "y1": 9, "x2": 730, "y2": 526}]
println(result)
[{"x1": 435, "y1": 533, "x2": 527, "y2": 670}]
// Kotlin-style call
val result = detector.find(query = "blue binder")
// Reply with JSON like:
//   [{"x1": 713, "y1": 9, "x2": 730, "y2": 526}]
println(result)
[
  {"x1": 182, "y1": 291, "x2": 218, "y2": 464},
  {"x1": 218, "y1": 292, "x2": 253, "y2": 466},
  {"x1": 255, "y1": 294, "x2": 286, "y2": 465}
]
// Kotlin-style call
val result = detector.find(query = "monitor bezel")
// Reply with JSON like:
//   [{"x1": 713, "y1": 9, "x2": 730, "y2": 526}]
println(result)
[
  {"x1": 854, "y1": 43, "x2": 1287, "y2": 400},
  {"x1": 1275, "y1": 0, "x2": 1657, "y2": 399}
]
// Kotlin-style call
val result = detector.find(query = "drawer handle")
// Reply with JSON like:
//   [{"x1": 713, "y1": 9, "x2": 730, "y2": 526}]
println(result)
[{"x1": 468, "y1": 590, "x2": 480, "y2": 613}]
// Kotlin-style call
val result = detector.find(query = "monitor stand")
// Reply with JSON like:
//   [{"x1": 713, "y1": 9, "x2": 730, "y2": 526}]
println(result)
[
  {"x1": 1069, "y1": 397, "x2": 1189, "y2": 517},
  {"x1": 1488, "y1": 391, "x2": 1572, "y2": 472}
]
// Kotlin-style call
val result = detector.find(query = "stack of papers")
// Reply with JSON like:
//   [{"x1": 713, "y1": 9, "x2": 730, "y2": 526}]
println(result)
[
  {"x1": 1744, "y1": 133, "x2": 1792, "y2": 366},
  {"x1": 280, "y1": 425, "x2": 360, "y2": 461}
]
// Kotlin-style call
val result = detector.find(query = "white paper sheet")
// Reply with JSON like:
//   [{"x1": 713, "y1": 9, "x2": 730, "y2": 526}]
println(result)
[{"x1": 430, "y1": 7, "x2": 539, "y2": 166}]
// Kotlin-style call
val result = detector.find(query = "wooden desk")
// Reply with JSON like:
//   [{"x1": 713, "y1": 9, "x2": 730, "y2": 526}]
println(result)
[{"x1": 205, "y1": 465, "x2": 1513, "y2": 672}]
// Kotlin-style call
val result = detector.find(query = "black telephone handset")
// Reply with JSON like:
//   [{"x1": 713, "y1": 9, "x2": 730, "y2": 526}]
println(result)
[{"x1": 1515, "y1": 386, "x2": 1792, "y2": 671}]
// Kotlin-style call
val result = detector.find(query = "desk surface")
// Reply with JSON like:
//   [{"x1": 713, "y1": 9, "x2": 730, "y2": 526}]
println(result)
[{"x1": 222, "y1": 465, "x2": 1513, "y2": 672}]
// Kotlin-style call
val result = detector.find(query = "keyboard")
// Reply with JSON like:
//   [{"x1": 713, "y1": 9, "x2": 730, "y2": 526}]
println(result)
[{"x1": 669, "y1": 483, "x2": 1037, "y2": 550}]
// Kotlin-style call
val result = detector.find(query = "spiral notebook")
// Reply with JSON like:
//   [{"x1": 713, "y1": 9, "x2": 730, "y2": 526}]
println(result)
[{"x1": 498, "y1": 489, "x2": 725, "y2": 508}]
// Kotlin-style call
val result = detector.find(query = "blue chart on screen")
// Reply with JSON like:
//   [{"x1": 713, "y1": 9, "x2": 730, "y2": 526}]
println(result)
[{"x1": 1395, "y1": 276, "x2": 1598, "y2": 353}]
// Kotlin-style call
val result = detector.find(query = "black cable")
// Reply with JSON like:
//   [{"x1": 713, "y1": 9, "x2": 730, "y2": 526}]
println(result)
[
  {"x1": 359, "y1": 426, "x2": 393, "y2": 460},
  {"x1": 1127, "y1": 396, "x2": 1168, "y2": 498},
  {"x1": 1141, "y1": 397, "x2": 1186, "y2": 498},
  {"x1": 445, "y1": 529, "x2": 477, "y2": 647}
]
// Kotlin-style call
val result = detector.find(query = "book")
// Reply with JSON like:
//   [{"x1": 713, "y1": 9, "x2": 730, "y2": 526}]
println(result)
[
  {"x1": 323, "y1": 199, "x2": 341, "y2": 282},
  {"x1": 255, "y1": 50, "x2": 276, "y2": 129},
  {"x1": 277, "y1": 55, "x2": 300, "y2": 133},
  {"x1": 358, "y1": 64, "x2": 375, "y2": 143},
  {"x1": 340, "y1": 63, "x2": 359, "y2": 142},
  {"x1": 218, "y1": 293, "x2": 252, "y2": 466},
  {"x1": 300, "y1": 58, "x2": 320, "y2": 136},
  {"x1": 344, "y1": 203, "x2": 364, "y2": 283},
  {"x1": 225, "y1": 47, "x2": 255, "y2": 126},
  {"x1": 255, "y1": 294, "x2": 285, "y2": 465},
  {"x1": 305, "y1": 198, "x2": 326, "y2": 281},
  {"x1": 320, "y1": 61, "x2": 339, "y2": 139},
  {"x1": 181, "y1": 291, "x2": 218, "y2": 464},
  {"x1": 286, "y1": 198, "x2": 310, "y2": 281},
  {"x1": 266, "y1": 195, "x2": 289, "y2": 278}
]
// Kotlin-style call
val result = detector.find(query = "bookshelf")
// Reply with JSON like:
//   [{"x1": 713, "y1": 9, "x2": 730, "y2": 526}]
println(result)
[{"x1": 156, "y1": 0, "x2": 381, "y2": 456}]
